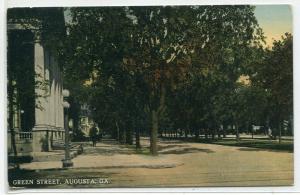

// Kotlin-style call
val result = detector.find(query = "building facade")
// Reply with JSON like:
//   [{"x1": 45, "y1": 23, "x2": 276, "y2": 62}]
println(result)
[{"x1": 7, "y1": 8, "x2": 66, "y2": 159}]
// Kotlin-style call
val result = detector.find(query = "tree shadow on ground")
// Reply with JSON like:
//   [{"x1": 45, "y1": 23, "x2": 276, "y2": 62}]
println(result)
[
  {"x1": 197, "y1": 138, "x2": 293, "y2": 152},
  {"x1": 159, "y1": 147, "x2": 214, "y2": 154},
  {"x1": 158, "y1": 144, "x2": 190, "y2": 151},
  {"x1": 238, "y1": 146, "x2": 293, "y2": 153},
  {"x1": 160, "y1": 139, "x2": 185, "y2": 144},
  {"x1": 76, "y1": 140, "x2": 125, "y2": 147},
  {"x1": 81, "y1": 147, "x2": 136, "y2": 156}
]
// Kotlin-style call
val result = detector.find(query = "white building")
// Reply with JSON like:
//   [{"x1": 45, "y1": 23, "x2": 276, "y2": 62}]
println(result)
[{"x1": 7, "y1": 8, "x2": 66, "y2": 159}]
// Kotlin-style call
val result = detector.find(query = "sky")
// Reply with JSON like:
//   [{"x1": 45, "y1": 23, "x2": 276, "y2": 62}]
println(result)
[{"x1": 254, "y1": 5, "x2": 293, "y2": 46}]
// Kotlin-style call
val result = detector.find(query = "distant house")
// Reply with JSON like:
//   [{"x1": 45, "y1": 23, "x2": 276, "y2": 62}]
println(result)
[
  {"x1": 7, "y1": 8, "x2": 66, "y2": 160},
  {"x1": 79, "y1": 104, "x2": 98, "y2": 138}
]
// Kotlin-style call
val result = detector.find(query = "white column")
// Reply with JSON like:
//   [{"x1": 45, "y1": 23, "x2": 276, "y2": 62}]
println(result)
[
  {"x1": 34, "y1": 40, "x2": 47, "y2": 126},
  {"x1": 58, "y1": 68, "x2": 64, "y2": 142},
  {"x1": 59, "y1": 69, "x2": 64, "y2": 129},
  {"x1": 32, "y1": 40, "x2": 52, "y2": 152},
  {"x1": 44, "y1": 50, "x2": 51, "y2": 128},
  {"x1": 56, "y1": 73, "x2": 61, "y2": 128},
  {"x1": 54, "y1": 61, "x2": 58, "y2": 128},
  {"x1": 52, "y1": 58, "x2": 62, "y2": 129},
  {"x1": 54, "y1": 58, "x2": 59, "y2": 128},
  {"x1": 49, "y1": 55, "x2": 56, "y2": 128}
]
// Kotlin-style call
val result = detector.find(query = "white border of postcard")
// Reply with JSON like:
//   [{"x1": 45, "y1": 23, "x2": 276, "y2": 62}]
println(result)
[{"x1": 1, "y1": 0, "x2": 300, "y2": 194}]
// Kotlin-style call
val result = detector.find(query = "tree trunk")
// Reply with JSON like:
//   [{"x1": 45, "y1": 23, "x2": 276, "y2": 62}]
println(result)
[
  {"x1": 236, "y1": 124, "x2": 240, "y2": 141},
  {"x1": 217, "y1": 128, "x2": 221, "y2": 139},
  {"x1": 211, "y1": 129, "x2": 215, "y2": 141},
  {"x1": 126, "y1": 128, "x2": 133, "y2": 145},
  {"x1": 150, "y1": 110, "x2": 158, "y2": 155},
  {"x1": 195, "y1": 129, "x2": 199, "y2": 140},
  {"x1": 246, "y1": 122, "x2": 249, "y2": 134},
  {"x1": 273, "y1": 131, "x2": 277, "y2": 140},
  {"x1": 159, "y1": 129, "x2": 163, "y2": 138},
  {"x1": 223, "y1": 128, "x2": 226, "y2": 138},
  {"x1": 135, "y1": 128, "x2": 141, "y2": 149},
  {"x1": 115, "y1": 121, "x2": 120, "y2": 142},
  {"x1": 149, "y1": 84, "x2": 166, "y2": 155},
  {"x1": 279, "y1": 121, "x2": 282, "y2": 144},
  {"x1": 121, "y1": 128, "x2": 126, "y2": 144}
]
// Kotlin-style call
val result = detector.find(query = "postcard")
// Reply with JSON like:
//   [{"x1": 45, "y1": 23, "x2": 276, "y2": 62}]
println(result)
[{"x1": 7, "y1": 4, "x2": 293, "y2": 190}]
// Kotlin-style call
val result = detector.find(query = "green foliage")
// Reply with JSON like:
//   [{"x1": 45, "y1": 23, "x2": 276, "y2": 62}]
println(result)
[
  {"x1": 62, "y1": 6, "x2": 292, "y2": 147},
  {"x1": 251, "y1": 33, "x2": 293, "y2": 135},
  {"x1": 7, "y1": 8, "x2": 66, "y2": 53}
]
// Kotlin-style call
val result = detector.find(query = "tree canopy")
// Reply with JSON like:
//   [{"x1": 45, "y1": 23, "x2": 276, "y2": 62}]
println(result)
[{"x1": 61, "y1": 6, "x2": 292, "y2": 154}]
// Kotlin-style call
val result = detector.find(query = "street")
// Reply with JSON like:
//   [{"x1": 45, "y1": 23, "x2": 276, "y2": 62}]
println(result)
[{"x1": 13, "y1": 138, "x2": 293, "y2": 188}]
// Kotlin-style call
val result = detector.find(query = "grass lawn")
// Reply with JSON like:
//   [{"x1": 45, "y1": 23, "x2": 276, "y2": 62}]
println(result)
[
  {"x1": 163, "y1": 136, "x2": 293, "y2": 152},
  {"x1": 202, "y1": 138, "x2": 293, "y2": 152}
]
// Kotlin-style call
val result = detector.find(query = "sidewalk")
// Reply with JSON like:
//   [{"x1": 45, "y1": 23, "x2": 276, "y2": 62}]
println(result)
[{"x1": 19, "y1": 139, "x2": 183, "y2": 170}]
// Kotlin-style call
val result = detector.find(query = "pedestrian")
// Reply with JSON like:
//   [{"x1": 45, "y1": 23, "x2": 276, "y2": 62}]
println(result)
[
  {"x1": 89, "y1": 124, "x2": 98, "y2": 147},
  {"x1": 268, "y1": 127, "x2": 272, "y2": 139},
  {"x1": 78, "y1": 144, "x2": 84, "y2": 154}
]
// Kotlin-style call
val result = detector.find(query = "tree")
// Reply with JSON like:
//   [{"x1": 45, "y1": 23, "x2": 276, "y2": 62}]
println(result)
[
  {"x1": 251, "y1": 33, "x2": 293, "y2": 143},
  {"x1": 124, "y1": 5, "x2": 264, "y2": 154},
  {"x1": 63, "y1": 6, "x2": 264, "y2": 155},
  {"x1": 122, "y1": 6, "x2": 195, "y2": 155}
]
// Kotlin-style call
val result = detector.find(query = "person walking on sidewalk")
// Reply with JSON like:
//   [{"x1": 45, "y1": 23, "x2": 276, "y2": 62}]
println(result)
[{"x1": 89, "y1": 124, "x2": 98, "y2": 147}]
